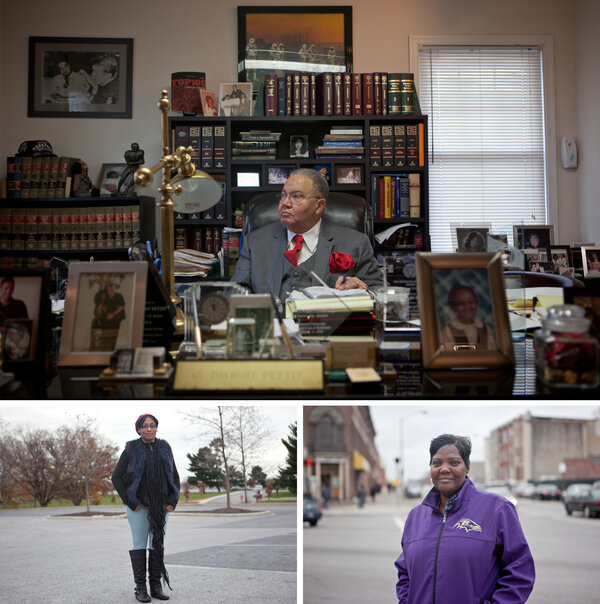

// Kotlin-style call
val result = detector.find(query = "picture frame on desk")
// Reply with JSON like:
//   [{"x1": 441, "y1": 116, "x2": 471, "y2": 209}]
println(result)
[
  {"x1": 581, "y1": 246, "x2": 600, "y2": 278},
  {"x1": 455, "y1": 226, "x2": 489, "y2": 253},
  {"x1": 98, "y1": 163, "x2": 127, "y2": 196},
  {"x1": 416, "y1": 252, "x2": 514, "y2": 370},
  {"x1": 513, "y1": 224, "x2": 554, "y2": 250},
  {"x1": 0, "y1": 269, "x2": 50, "y2": 372},
  {"x1": 58, "y1": 261, "x2": 147, "y2": 366},
  {"x1": 237, "y1": 6, "x2": 353, "y2": 104},
  {"x1": 547, "y1": 245, "x2": 573, "y2": 274},
  {"x1": 28, "y1": 37, "x2": 133, "y2": 118},
  {"x1": 200, "y1": 90, "x2": 218, "y2": 116},
  {"x1": 218, "y1": 83, "x2": 253, "y2": 117}
]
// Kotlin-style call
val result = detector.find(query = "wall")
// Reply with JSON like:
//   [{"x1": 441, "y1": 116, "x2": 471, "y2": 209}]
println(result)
[
  {"x1": 575, "y1": 0, "x2": 600, "y2": 243},
  {"x1": 0, "y1": 0, "x2": 585, "y2": 243}
]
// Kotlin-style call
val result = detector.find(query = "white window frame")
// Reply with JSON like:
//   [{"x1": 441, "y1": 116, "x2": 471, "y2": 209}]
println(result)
[{"x1": 409, "y1": 35, "x2": 558, "y2": 244}]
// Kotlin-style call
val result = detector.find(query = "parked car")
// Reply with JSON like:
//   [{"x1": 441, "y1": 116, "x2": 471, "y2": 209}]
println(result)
[
  {"x1": 484, "y1": 484, "x2": 517, "y2": 508},
  {"x1": 562, "y1": 483, "x2": 592, "y2": 515},
  {"x1": 303, "y1": 493, "x2": 323, "y2": 527},
  {"x1": 533, "y1": 483, "x2": 562, "y2": 500},
  {"x1": 583, "y1": 486, "x2": 600, "y2": 518},
  {"x1": 404, "y1": 482, "x2": 423, "y2": 498},
  {"x1": 513, "y1": 483, "x2": 536, "y2": 499}
]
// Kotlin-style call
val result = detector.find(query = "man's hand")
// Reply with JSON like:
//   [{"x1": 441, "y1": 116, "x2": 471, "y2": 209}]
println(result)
[{"x1": 334, "y1": 275, "x2": 368, "y2": 291}]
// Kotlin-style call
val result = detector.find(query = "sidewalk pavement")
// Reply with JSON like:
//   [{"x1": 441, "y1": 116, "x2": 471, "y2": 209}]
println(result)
[{"x1": 321, "y1": 490, "x2": 419, "y2": 517}]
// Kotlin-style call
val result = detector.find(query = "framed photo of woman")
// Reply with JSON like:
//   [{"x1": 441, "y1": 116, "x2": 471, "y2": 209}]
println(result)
[
  {"x1": 416, "y1": 252, "x2": 514, "y2": 369},
  {"x1": 58, "y1": 261, "x2": 147, "y2": 366}
]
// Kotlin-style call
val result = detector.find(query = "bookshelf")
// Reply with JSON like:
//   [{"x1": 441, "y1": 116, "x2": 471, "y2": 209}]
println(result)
[
  {"x1": 0, "y1": 195, "x2": 156, "y2": 269},
  {"x1": 168, "y1": 114, "x2": 429, "y2": 259}
]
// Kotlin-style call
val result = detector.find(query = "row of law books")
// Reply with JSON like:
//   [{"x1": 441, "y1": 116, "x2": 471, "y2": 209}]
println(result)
[
  {"x1": 0, "y1": 255, "x2": 50, "y2": 270},
  {"x1": 371, "y1": 173, "x2": 421, "y2": 219},
  {"x1": 172, "y1": 125, "x2": 225, "y2": 169},
  {"x1": 5, "y1": 156, "x2": 79, "y2": 199},
  {"x1": 369, "y1": 123, "x2": 425, "y2": 169},
  {"x1": 263, "y1": 72, "x2": 419, "y2": 117},
  {"x1": 0, "y1": 205, "x2": 140, "y2": 252}
]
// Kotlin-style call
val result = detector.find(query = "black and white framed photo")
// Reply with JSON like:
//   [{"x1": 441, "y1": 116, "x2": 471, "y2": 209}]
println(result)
[
  {"x1": 290, "y1": 135, "x2": 309, "y2": 158},
  {"x1": 218, "y1": 82, "x2": 253, "y2": 116},
  {"x1": 28, "y1": 37, "x2": 133, "y2": 118},
  {"x1": 416, "y1": 252, "x2": 514, "y2": 370},
  {"x1": 513, "y1": 224, "x2": 554, "y2": 250}
]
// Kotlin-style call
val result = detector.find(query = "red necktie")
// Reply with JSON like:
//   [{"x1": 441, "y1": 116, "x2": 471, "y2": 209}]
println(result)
[{"x1": 284, "y1": 234, "x2": 304, "y2": 267}]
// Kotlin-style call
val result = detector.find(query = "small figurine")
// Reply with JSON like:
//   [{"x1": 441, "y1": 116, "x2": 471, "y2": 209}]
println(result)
[
  {"x1": 113, "y1": 142, "x2": 145, "y2": 196},
  {"x1": 71, "y1": 161, "x2": 100, "y2": 197}
]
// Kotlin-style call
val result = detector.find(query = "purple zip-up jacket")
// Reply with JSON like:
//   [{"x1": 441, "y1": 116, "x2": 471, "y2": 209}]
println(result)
[{"x1": 395, "y1": 477, "x2": 535, "y2": 604}]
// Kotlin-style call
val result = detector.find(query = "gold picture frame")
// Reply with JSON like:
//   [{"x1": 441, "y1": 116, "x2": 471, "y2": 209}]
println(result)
[
  {"x1": 58, "y1": 261, "x2": 148, "y2": 366},
  {"x1": 416, "y1": 252, "x2": 514, "y2": 370}
]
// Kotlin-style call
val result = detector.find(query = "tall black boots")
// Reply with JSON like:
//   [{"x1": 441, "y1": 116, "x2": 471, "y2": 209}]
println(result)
[
  {"x1": 148, "y1": 548, "x2": 170, "y2": 600},
  {"x1": 129, "y1": 549, "x2": 151, "y2": 603}
]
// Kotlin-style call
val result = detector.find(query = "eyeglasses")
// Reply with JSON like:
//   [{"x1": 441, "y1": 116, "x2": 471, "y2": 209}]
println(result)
[
  {"x1": 278, "y1": 192, "x2": 317, "y2": 204},
  {"x1": 141, "y1": 424, "x2": 157, "y2": 430}
]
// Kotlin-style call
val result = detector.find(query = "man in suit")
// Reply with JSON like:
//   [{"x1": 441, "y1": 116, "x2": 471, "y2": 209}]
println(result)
[{"x1": 232, "y1": 168, "x2": 383, "y2": 301}]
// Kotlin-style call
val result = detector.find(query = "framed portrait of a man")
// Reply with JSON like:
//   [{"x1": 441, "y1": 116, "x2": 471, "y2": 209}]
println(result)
[
  {"x1": 416, "y1": 252, "x2": 514, "y2": 370},
  {"x1": 58, "y1": 261, "x2": 147, "y2": 366}
]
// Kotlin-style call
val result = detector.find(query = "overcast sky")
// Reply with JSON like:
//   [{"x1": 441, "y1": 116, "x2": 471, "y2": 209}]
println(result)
[
  {"x1": 0, "y1": 401, "x2": 298, "y2": 482},
  {"x1": 370, "y1": 402, "x2": 600, "y2": 483}
]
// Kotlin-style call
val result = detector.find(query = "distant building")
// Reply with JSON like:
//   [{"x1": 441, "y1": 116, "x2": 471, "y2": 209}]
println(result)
[
  {"x1": 303, "y1": 406, "x2": 385, "y2": 502},
  {"x1": 485, "y1": 412, "x2": 600, "y2": 484}
]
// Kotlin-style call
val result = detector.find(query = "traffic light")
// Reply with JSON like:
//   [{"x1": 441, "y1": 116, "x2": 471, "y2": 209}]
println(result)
[{"x1": 305, "y1": 458, "x2": 313, "y2": 467}]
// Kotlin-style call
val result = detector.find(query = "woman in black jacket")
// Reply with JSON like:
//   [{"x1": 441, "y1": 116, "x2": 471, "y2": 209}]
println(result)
[{"x1": 112, "y1": 414, "x2": 180, "y2": 603}]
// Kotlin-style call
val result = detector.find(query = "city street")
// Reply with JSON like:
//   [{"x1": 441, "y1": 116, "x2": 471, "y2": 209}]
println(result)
[
  {"x1": 1, "y1": 498, "x2": 296, "y2": 604},
  {"x1": 303, "y1": 491, "x2": 599, "y2": 603}
]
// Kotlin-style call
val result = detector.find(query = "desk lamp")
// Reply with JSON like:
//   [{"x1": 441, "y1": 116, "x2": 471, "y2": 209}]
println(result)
[{"x1": 134, "y1": 90, "x2": 222, "y2": 326}]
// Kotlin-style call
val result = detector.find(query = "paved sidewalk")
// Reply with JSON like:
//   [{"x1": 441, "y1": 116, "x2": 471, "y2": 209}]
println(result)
[
  {"x1": 321, "y1": 490, "x2": 419, "y2": 518},
  {"x1": 1, "y1": 502, "x2": 296, "y2": 604}
]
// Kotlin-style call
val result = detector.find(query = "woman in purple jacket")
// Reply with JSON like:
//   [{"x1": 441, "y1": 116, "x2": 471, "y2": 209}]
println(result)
[{"x1": 395, "y1": 434, "x2": 535, "y2": 604}]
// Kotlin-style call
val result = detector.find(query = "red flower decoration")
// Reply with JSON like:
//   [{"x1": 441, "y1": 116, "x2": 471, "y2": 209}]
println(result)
[{"x1": 329, "y1": 252, "x2": 355, "y2": 274}]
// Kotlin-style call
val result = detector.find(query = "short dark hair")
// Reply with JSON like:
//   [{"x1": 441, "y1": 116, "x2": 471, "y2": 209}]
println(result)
[
  {"x1": 1, "y1": 276, "x2": 15, "y2": 287},
  {"x1": 290, "y1": 168, "x2": 329, "y2": 200},
  {"x1": 429, "y1": 434, "x2": 471, "y2": 467},
  {"x1": 448, "y1": 284, "x2": 476, "y2": 307}
]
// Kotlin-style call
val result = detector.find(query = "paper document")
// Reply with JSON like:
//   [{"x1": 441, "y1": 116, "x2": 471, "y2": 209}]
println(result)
[{"x1": 302, "y1": 286, "x2": 370, "y2": 299}]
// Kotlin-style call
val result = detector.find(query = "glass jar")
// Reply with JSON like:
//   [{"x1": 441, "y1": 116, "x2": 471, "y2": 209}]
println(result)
[{"x1": 534, "y1": 305, "x2": 599, "y2": 388}]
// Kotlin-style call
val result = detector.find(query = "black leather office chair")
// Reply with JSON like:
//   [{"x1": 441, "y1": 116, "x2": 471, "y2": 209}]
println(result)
[
  {"x1": 242, "y1": 191, "x2": 374, "y2": 244},
  {"x1": 504, "y1": 270, "x2": 584, "y2": 288}
]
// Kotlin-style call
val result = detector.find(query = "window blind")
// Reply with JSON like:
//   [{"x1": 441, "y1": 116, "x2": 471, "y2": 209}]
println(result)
[{"x1": 417, "y1": 46, "x2": 547, "y2": 252}]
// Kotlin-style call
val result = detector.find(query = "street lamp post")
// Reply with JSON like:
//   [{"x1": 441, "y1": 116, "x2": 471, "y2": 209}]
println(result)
[{"x1": 398, "y1": 410, "x2": 427, "y2": 502}]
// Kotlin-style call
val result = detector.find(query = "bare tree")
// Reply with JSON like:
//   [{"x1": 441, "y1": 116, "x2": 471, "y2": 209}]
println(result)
[
  {"x1": 4, "y1": 428, "x2": 65, "y2": 507},
  {"x1": 184, "y1": 406, "x2": 235, "y2": 510},
  {"x1": 56, "y1": 417, "x2": 119, "y2": 512},
  {"x1": 228, "y1": 406, "x2": 272, "y2": 503}
]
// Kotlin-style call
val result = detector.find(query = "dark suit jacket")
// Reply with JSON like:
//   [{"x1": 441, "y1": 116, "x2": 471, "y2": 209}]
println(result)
[{"x1": 232, "y1": 219, "x2": 383, "y2": 298}]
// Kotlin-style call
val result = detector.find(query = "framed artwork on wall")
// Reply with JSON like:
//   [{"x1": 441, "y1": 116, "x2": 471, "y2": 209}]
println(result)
[
  {"x1": 237, "y1": 6, "x2": 353, "y2": 109},
  {"x1": 28, "y1": 37, "x2": 133, "y2": 118}
]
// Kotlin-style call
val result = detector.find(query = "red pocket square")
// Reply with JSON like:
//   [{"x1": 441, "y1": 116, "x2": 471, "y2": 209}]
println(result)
[{"x1": 329, "y1": 252, "x2": 355, "y2": 273}]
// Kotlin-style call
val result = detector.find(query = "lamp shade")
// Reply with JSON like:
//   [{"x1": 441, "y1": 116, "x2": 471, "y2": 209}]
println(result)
[{"x1": 173, "y1": 171, "x2": 223, "y2": 213}]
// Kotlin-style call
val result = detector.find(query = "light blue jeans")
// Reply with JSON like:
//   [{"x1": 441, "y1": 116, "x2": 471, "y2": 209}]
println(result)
[{"x1": 126, "y1": 505, "x2": 169, "y2": 550}]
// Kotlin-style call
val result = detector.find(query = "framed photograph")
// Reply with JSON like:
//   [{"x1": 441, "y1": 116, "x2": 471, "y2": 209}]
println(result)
[
  {"x1": 290, "y1": 135, "x2": 309, "y2": 158},
  {"x1": 237, "y1": 6, "x2": 353, "y2": 108},
  {"x1": 335, "y1": 165, "x2": 362, "y2": 185},
  {"x1": 58, "y1": 261, "x2": 148, "y2": 366},
  {"x1": 0, "y1": 270, "x2": 50, "y2": 370},
  {"x1": 513, "y1": 224, "x2": 554, "y2": 250},
  {"x1": 455, "y1": 226, "x2": 490, "y2": 253},
  {"x1": 28, "y1": 37, "x2": 133, "y2": 118},
  {"x1": 528, "y1": 259, "x2": 555, "y2": 274},
  {"x1": 581, "y1": 246, "x2": 600, "y2": 278},
  {"x1": 200, "y1": 90, "x2": 218, "y2": 116},
  {"x1": 416, "y1": 252, "x2": 514, "y2": 370},
  {"x1": 548, "y1": 245, "x2": 573, "y2": 273},
  {"x1": 98, "y1": 163, "x2": 127, "y2": 195},
  {"x1": 267, "y1": 166, "x2": 294, "y2": 185},
  {"x1": 3, "y1": 319, "x2": 34, "y2": 361},
  {"x1": 218, "y1": 82, "x2": 253, "y2": 116},
  {"x1": 230, "y1": 293, "x2": 274, "y2": 348}
]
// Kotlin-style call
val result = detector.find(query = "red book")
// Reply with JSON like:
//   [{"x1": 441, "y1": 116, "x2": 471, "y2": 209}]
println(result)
[
  {"x1": 361, "y1": 73, "x2": 374, "y2": 115},
  {"x1": 264, "y1": 74, "x2": 278, "y2": 116},
  {"x1": 317, "y1": 72, "x2": 333, "y2": 116},
  {"x1": 285, "y1": 73, "x2": 293, "y2": 116},
  {"x1": 351, "y1": 73, "x2": 362, "y2": 115},
  {"x1": 380, "y1": 73, "x2": 388, "y2": 115},
  {"x1": 333, "y1": 73, "x2": 344, "y2": 116},
  {"x1": 292, "y1": 73, "x2": 301, "y2": 116},
  {"x1": 191, "y1": 227, "x2": 204, "y2": 252},
  {"x1": 300, "y1": 72, "x2": 310, "y2": 116},
  {"x1": 343, "y1": 73, "x2": 353, "y2": 115},
  {"x1": 171, "y1": 71, "x2": 206, "y2": 115},
  {"x1": 309, "y1": 73, "x2": 317, "y2": 116},
  {"x1": 213, "y1": 227, "x2": 222, "y2": 255},
  {"x1": 373, "y1": 73, "x2": 382, "y2": 115}
]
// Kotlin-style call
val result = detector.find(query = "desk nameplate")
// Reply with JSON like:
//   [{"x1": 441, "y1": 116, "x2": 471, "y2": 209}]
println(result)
[{"x1": 172, "y1": 359, "x2": 324, "y2": 391}]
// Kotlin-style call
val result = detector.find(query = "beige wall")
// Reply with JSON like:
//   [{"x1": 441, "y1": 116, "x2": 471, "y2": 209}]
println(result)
[{"x1": 0, "y1": 0, "x2": 593, "y2": 243}]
